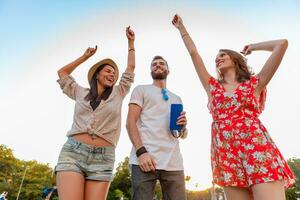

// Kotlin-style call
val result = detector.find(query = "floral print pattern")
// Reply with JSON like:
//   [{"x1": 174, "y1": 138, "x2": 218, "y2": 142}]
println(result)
[{"x1": 208, "y1": 76, "x2": 295, "y2": 188}]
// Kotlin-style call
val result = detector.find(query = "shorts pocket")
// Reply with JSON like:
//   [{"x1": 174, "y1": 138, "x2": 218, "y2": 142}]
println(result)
[{"x1": 102, "y1": 152, "x2": 115, "y2": 163}]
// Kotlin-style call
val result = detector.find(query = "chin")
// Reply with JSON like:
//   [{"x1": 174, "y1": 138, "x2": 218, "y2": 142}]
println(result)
[
  {"x1": 219, "y1": 65, "x2": 233, "y2": 71},
  {"x1": 104, "y1": 83, "x2": 113, "y2": 87}
]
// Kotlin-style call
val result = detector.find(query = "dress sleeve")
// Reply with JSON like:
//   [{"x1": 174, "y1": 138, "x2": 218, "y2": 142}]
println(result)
[
  {"x1": 251, "y1": 75, "x2": 267, "y2": 112},
  {"x1": 208, "y1": 76, "x2": 220, "y2": 94},
  {"x1": 116, "y1": 72, "x2": 135, "y2": 98},
  {"x1": 57, "y1": 75, "x2": 84, "y2": 100}
]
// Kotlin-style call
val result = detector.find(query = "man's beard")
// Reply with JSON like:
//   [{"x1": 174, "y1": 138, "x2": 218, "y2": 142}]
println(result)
[{"x1": 151, "y1": 71, "x2": 168, "y2": 80}]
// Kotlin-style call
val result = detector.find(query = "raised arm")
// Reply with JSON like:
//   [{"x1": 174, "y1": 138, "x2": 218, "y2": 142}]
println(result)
[
  {"x1": 172, "y1": 14, "x2": 212, "y2": 93},
  {"x1": 126, "y1": 104, "x2": 156, "y2": 172},
  {"x1": 57, "y1": 46, "x2": 97, "y2": 78},
  {"x1": 125, "y1": 26, "x2": 135, "y2": 73},
  {"x1": 241, "y1": 39, "x2": 288, "y2": 91}
]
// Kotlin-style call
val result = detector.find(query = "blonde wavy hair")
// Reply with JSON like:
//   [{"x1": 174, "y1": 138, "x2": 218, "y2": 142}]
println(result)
[{"x1": 217, "y1": 49, "x2": 253, "y2": 82}]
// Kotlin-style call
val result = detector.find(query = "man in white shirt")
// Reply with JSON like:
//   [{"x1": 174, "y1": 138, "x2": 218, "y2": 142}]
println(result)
[{"x1": 126, "y1": 55, "x2": 188, "y2": 200}]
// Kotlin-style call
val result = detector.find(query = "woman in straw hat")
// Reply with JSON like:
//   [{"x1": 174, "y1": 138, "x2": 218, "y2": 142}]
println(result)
[
  {"x1": 55, "y1": 26, "x2": 136, "y2": 200},
  {"x1": 172, "y1": 14, "x2": 295, "y2": 200}
]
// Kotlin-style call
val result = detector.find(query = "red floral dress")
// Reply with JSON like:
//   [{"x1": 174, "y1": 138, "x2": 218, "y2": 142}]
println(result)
[{"x1": 208, "y1": 75, "x2": 296, "y2": 188}]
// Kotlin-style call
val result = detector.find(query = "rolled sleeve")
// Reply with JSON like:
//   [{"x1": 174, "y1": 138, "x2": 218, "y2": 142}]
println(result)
[
  {"x1": 117, "y1": 72, "x2": 135, "y2": 97},
  {"x1": 57, "y1": 75, "x2": 83, "y2": 100}
]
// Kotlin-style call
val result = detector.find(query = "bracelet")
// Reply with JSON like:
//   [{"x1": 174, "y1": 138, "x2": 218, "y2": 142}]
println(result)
[
  {"x1": 136, "y1": 146, "x2": 147, "y2": 157},
  {"x1": 128, "y1": 48, "x2": 135, "y2": 51},
  {"x1": 181, "y1": 33, "x2": 189, "y2": 38}
]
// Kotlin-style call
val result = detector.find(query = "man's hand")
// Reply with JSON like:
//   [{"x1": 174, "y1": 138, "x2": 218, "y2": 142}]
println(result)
[
  {"x1": 176, "y1": 111, "x2": 187, "y2": 130},
  {"x1": 138, "y1": 152, "x2": 156, "y2": 172}
]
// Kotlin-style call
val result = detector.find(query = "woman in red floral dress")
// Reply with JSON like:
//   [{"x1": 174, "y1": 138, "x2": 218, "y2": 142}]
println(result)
[{"x1": 172, "y1": 14, "x2": 296, "y2": 200}]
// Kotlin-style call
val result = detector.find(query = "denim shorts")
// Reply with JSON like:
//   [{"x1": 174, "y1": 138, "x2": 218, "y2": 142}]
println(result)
[{"x1": 55, "y1": 137, "x2": 115, "y2": 181}]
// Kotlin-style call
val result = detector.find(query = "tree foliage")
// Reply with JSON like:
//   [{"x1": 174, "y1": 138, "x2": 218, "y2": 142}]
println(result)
[
  {"x1": 107, "y1": 157, "x2": 131, "y2": 200},
  {"x1": 286, "y1": 158, "x2": 300, "y2": 200},
  {"x1": 1, "y1": 144, "x2": 299, "y2": 200},
  {"x1": 0, "y1": 145, "x2": 56, "y2": 200}
]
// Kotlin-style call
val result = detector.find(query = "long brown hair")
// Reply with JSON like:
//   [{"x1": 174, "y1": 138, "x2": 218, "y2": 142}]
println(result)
[
  {"x1": 217, "y1": 49, "x2": 253, "y2": 82},
  {"x1": 84, "y1": 64, "x2": 113, "y2": 105}
]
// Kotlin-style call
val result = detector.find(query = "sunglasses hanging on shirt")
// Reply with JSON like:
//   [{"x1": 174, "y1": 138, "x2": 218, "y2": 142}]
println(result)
[{"x1": 161, "y1": 88, "x2": 169, "y2": 101}]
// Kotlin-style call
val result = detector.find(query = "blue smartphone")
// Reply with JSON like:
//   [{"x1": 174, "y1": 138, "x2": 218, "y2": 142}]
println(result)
[{"x1": 170, "y1": 104, "x2": 183, "y2": 137}]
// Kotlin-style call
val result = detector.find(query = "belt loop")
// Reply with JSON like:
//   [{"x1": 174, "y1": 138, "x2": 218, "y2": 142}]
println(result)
[
  {"x1": 70, "y1": 137, "x2": 80, "y2": 149},
  {"x1": 90, "y1": 146, "x2": 95, "y2": 153},
  {"x1": 75, "y1": 141, "x2": 81, "y2": 149}
]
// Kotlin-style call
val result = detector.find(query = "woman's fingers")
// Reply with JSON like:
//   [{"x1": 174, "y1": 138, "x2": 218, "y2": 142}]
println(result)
[
  {"x1": 126, "y1": 26, "x2": 135, "y2": 39},
  {"x1": 241, "y1": 45, "x2": 252, "y2": 56},
  {"x1": 172, "y1": 14, "x2": 181, "y2": 27}
]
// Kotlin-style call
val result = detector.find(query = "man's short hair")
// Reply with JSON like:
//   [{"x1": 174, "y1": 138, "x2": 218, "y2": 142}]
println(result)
[{"x1": 151, "y1": 55, "x2": 168, "y2": 68}]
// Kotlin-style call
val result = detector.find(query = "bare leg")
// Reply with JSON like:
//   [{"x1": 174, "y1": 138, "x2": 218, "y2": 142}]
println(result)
[
  {"x1": 252, "y1": 181, "x2": 285, "y2": 200},
  {"x1": 56, "y1": 171, "x2": 85, "y2": 200},
  {"x1": 224, "y1": 186, "x2": 253, "y2": 200},
  {"x1": 85, "y1": 180, "x2": 110, "y2": 200}
]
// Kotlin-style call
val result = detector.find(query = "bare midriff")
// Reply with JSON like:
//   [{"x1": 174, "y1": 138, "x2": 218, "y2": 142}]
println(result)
[{"x1": 72, "y1": 132, "x2": 113, "y2": 147}]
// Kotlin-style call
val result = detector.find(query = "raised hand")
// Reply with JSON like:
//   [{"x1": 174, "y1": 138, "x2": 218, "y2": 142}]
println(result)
[
  {"x1": 126, "y1": 26, "x2": 135, "y2": 41},
  {"x1": 172, "y1": 14, "x2": 183, "y2": 29},
  {"x1": 83, "y1": 45, "x2": 98, "y2": 59},
  {"x1": 58, "y1": 45, "x2": 98, "y2": 78},
  {"x1": 240, "y1": 44, "x2": 253, "y2": 56}
]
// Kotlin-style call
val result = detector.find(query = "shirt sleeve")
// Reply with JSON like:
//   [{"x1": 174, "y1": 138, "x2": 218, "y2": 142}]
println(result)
[
  {"x1": 116, "y1": 72, "x2": 135, "y2": 98},
  {"x1": 57, "y1": 75, "x2": 84, "y2": 100},
  {"x1": 129, "y1": 85, "x2": 143, "y2": 108}
]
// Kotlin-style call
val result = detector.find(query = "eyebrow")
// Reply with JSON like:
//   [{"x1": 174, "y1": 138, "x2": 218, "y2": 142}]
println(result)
[
  {"x1": 105, "y1": 68, "x2": 115, "y2": 74},
  {"x1": 216, "y1": 52, "x2": 226, "y2": 59},
  {"x1": 152, "y1": 61, "x2": 166, "y2": 65}
]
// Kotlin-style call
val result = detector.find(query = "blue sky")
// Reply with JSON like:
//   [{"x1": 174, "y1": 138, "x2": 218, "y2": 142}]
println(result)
[
  {"x1": 1, "y1": 0, "x2": 299, "y2": 67},
  {"x1": 1, "y1": 0, "x2": 299, "y2": 190},
  {"x1": 1, "y1": 0, "x2": 298, "y2": 61}
]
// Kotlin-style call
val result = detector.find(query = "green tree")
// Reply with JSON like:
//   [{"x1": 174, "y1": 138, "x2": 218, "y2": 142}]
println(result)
[
  {"x1": 287, "y1": 158, "x2": 300, "y2": 183},
  {"x1": 108, "y1": 157, "x2": 131, "y2": 200},
  {"x1": 0, "y1": 145, "x2": 18, "y2": 189},
  {"x1": 0, "y1": 144, "x2": 56, "y2": 200},
  {"x1": 154, "y1": 180, "x2": 162, "y2": 199},
  {"x1": 286, "y1": 158, "x2": 300, "y2": 200}
]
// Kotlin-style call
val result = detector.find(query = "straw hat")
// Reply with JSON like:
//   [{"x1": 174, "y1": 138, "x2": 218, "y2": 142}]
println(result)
[{"x1": 87, "y1": 58, "x2": 119, "y2": 85}]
